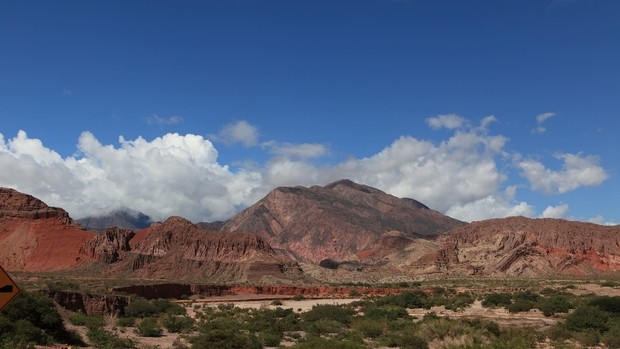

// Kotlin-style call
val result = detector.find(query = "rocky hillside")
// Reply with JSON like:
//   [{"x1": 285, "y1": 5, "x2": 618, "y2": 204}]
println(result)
[
  {"x1": 220, "y1": 179, "x2": 464, "y2": 263},
  {"x1": 435, "y1": 216, "x2": 620, "y2": 276},
  {"x1": 0, "y1": 187, "x2": 95, "y2": 271},
  {"x1": 106, "y1": 216, "x2": 303, "y2": 283}
]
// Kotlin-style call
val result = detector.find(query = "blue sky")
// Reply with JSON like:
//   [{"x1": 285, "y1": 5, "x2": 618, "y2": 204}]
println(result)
[{"x1": 1, "y1": 0, "x2": 618, "y2": 223}]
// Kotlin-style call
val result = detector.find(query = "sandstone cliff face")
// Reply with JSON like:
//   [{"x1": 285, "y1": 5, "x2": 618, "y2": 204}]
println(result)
[
  {"x1": 48, "y1": 290, "x2": 129, "y2": 316},
  {"x1": 435, "y1": 216, "x2": 620, "y2": 276},
  {"x1": 80, "y1": 227, "x2": 135, "y2": 263},
  {"x1": 220, "y1": 179, "x2": 464, "y2": 263},
  {"x1": 111, "y1": 216, "x2": 303, "y2": 283},
  {"x1": 0, "y1": 187, "x2": 95, "y2": 271}
]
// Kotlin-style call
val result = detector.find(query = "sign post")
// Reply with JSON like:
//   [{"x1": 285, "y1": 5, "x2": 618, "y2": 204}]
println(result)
[{"x1": 0, "y1": 265, "x2": 20, "y2": 311}]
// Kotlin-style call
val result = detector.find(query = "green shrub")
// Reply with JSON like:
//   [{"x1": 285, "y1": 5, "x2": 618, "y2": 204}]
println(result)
[
  {"x1": 162, "y1": 314, "x2": 195, "y2": 333},
  {"x1": 574, "y1": 328, "x2": 601, "y2": 347},
  {"x1": 364, "y1": 304, "x2": 409, "y2": 320},
  {"x1": 546, "y1": 322, "x2": 572, "y2": 342},
  {"x1": 117, "y1": 316, "x2": 135, "y2": 327},
  {"x1": 565, "y1": 305, "x2": 609, "y2": 333},
  {"x1": 351, "y1": 317, "x2": 384, "y2": 338},
  {"x1": 397, "y1": 332, "x2": 429, "y2": 349},
  {"x1": 68, "y1": 312, "x2": 105, "y2": 329},
  {"x1": 87, "y1": 327, "x2": 134, "y2": 348},
  {"x1": 376, "y1": 290, "x2": 429, "y2": 308},
  {"x1": 590, "y1": 296, "x2": 620, "y2": 314},
  {"x1": 125, "y1": 297, "x2": 159, "y2": 318},
  {"x1": 603, "y1": 325, "x2": 620, "y2": 349},
  {"x1": 152, "y1": 298, "x2": 186, "y2": 315},
  {"x1": 303, "y1": 304, "x2": 354, "y2": 325},
  {"x1": 481, "y1": 292, "x2": 512, "y2": 307},
  {"x1": 288, "y1": 337, "x2": 367, "y2": 349},
  {"x1": 0, "y1": 290, "x2": 83, "y2": 347},
  {"x1": 259, "y1": 330, "x2": 282, "y2": 346},
  {"x1": 305, "y1": 318, "x2": 345, "y2": 335},
  {"x1": 135, "y1": 317, "x2": 163, "y2": 337},
  {"x1": 537, "y1": 294, "x2": 573, "y2": 316},
  {"x1": 190, "y1": 328, "x2": 252, "y2": 349},
  {"x1": 506, "y1": 299, "x2": 535, "y2": 313}
]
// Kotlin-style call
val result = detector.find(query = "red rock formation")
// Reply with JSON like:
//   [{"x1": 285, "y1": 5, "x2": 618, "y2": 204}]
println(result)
[
  {"x1": 434, "y1": 216, "x2": 620, "y2": 276},
  {"x1": 109, "y1": 216, "x2": 303, "y2": 283},
  {"x1": 80, "y1": 227, "x2": 135, "y2": 263},
  {"x1": 0, "y1": 188, "x2": 95, "y2": 271},
  {"x1": 220, "y1": 179, "x2": 464, "y2": 263},
  {"x1": 48, "y1": 290, "x2": 130, "y2": 316}
]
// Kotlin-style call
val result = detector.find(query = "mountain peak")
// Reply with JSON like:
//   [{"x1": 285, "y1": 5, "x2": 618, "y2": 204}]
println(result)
[
  {"x1": 324, "y1": 179, "x2": 381, "y2": 194},
  {"x1": 221, "y1": 181, "x2": 464, "y2": 263}
]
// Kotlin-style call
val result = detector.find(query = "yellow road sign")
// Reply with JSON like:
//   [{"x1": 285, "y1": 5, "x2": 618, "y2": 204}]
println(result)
[{"x1": 0, "y1": 265, "x2": 20, "y2": 311}]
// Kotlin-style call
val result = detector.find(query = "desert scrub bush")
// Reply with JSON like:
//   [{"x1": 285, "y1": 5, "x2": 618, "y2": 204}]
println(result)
[
  {"x1": 441, "y1": 292, "x2": 475, "y2": 311},
  {"x1": 302, "y1": 304, "x2": 355, "y2": 325},
  {"x1": 46, "y1": 280, "x2": 80, "y2": 292},
  {"x1": 135, "y1": 317, "x2": 163, "y2": 337},
  {"x1": 351, "y1": 317, "x2": 385, "y2": 338},
  {"x1": 152, "y1": 298, "x2": 186, "y2": 315},
  {"x1": 589, "y1": 295, "x2": 620, "y2": 314},
  {"x1": 304, "y1": 318, "x2": 347, "y2": 335},
  {"x1": 287, "y1": 336, "x2": 369, "y2": 349},
  {"x1": 0, "y1": 290, "x2": 83, "y2": 347},
  {"x1": 117, "y1": 316, "x2": 135, "y2": 327},
  {"x1": 506, "y1": 299, "x2": 535, "y2": 313},
  {"x1": 537, "y1": 294, "x2": 573, "y2": 316},
  {"x1": 87, "y1": 327, "x2": 134, "y2": 348},
  {"x1": 68, "y1": 312, "x2": 105, "y2": 329},
  {"x1": 375, "y1": 290, "x2": 430, "y2": 308},
  {"x1": 565, "y1": 305, "x2": 609, "y2": 333},
  {"x1": 271, "y1": 299, "x2": 283, "y2": 305},
  {"x1": 190, "y1": 322, "x2": 258, "y2": 349},
  {"x1": 364, "y1": 304, "x2": 409, "y2": 320},
  {"x1": 244, "y1": 307, "x2": 301, "y2": 335},
  {"x1": 161, "y1": 314, "x2": 195, "y2": 333},
  {"x1": 602, "y1": 324, "x2": 620, "y2": 349},
  {"x1": 124, "y1": 296, "x2": 159, "y2": 317},
  {"x1": 258, "y1": 330, "x2": 282, "y2": 346},
  {"x1": 481, "y1": 292, "x2": 512, "y2": 308}
]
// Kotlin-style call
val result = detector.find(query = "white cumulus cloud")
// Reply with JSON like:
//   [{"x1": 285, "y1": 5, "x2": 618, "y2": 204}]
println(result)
[
  {"x1": 519, "y1": 153, "x2": 608, "y2": 194},
  {"x1": 0, "y1": 115, "x2": 610, "y2": 224},
  {"x1": 426, "y1": 114, "x2": 467, "y2": 130},
  {"x1": 210, "y1": 120, "x2": 260, "y2": 147},
  {"x1": 0, "y1": 131, "x2": 263, "y2": 222},
  {"x1": 541, "y1": 203, "x2": 569, "y2": 218}
]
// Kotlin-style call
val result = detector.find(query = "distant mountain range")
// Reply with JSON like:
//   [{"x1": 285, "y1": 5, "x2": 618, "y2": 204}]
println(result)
[
  {"x1": 1, "y1": 181, "x2": 619, "y2": 282},
  {"x1": 77, "y1": 210, "x2": 152, "y2": 232}
]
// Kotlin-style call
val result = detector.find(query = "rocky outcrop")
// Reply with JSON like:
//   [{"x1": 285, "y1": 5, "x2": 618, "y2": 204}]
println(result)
[
  {"x1": 48, "y1": 290, "x2": 129, "y2": 316},
  {"x1": 0, "y1": 188, "x2": 73, "y2": 223},
  {"x1": 80, "y1": 227, "x2": 135, "y2": 263},
  {"x1": 0, "y1": 187, "x2": 95, "y2": 272},
  {"x1": 434, "y1": 216, "x2": 620, "y2": 276},
  {"x1": 220, "y1": 179, "x2": 464, "y2": 263},
  {"x1": 109, "y1": 216, "x2": 304, "y2": 283}
]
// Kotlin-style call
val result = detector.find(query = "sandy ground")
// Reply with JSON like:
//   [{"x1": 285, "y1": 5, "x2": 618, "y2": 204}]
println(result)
[{"x1": 408, "y1": 300, "x2": 558, "y2": 330}]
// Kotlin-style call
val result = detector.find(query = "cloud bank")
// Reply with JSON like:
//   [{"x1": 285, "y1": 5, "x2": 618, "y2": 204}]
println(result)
[{"x1": 0, "y1": 115, "x2": 609, "y2": 223}]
